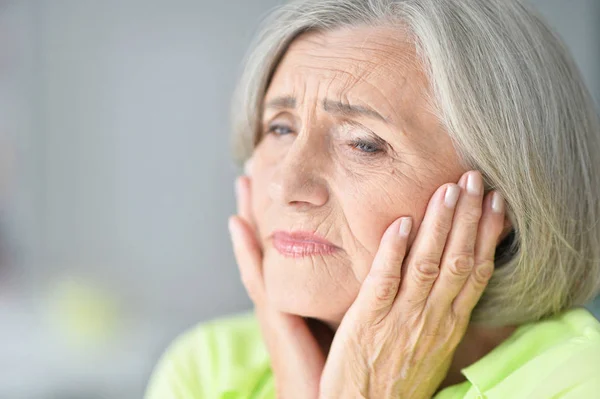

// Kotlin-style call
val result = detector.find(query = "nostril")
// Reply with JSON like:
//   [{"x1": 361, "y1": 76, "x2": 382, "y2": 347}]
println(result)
[
  {"x1": 288, "y1": 200, "x2": 314, "y2": 210},
  {"x1": 268, "y1": 176, "x2": 329, "y2": 208}
]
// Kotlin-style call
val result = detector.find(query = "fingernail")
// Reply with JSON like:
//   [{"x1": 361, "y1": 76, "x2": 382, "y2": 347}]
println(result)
[
  {"x1": 467, "y1": 172, "x2": 481, "y2": 195},
  {"x1": 444, "y1": 185, "x2": 460, "y2": 208},
  {"x1": 399, "y1": 217, "x2": 412, "y2": 237},
  {"x1": 228, "y1": 216, "x2": 241, "y2": 240},
  {"x1": 491, "y1": 192, "x2": 504, "y2": 213}
]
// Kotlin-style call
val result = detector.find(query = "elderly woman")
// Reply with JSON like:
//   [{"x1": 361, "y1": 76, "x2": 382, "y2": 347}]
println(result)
[{"x1": 145, "y1": 0, "x2": 600, "y2": 397}]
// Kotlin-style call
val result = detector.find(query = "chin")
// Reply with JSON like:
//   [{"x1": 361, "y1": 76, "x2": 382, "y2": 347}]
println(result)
[{"x1": 262, "y1": 253, "x2": 355, "y2": 324}]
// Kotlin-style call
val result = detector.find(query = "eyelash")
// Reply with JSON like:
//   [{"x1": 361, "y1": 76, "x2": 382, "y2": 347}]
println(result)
[
  {"x1": 266, "y1": 123, "x2": 385, "y2": 155},
  {"x1": 349, "y1": 140, "x2": 383, "y2": 154}
]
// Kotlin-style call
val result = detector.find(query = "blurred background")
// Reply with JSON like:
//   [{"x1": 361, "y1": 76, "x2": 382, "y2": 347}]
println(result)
[{"x1": 1, "y1": 0, "x2": 599, "y2": 397}]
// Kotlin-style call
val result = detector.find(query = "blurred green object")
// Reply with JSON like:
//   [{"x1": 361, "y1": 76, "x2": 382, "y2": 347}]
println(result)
[{"x1": 46, "y1": 277, "x2": 120, "y2": 346}]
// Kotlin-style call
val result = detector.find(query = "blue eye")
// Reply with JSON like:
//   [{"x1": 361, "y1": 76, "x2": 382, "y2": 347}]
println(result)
[
  {"x1": 350, "y1": 140, "x2": 382, "y2": 154},
  {"x1": 267, "y1": 124, "x2": 294, "y2": 136}
]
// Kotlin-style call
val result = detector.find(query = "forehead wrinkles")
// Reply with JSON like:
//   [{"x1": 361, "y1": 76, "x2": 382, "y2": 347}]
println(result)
[
  {"x1": 266, "y1": 28, "x2": 437, "y2": 143},
  {"x1": 271, "y1": 30, "x2": 420, "y2": 121},
  {"x1": 289, "y1": 27, "x2": 417, "y2": 73},
  {"x1": 276, "y1": 59, "x2": 408, "y2": 127},
  {"x1": 281, "y1": 45, "x2": 384, "y2": 95}
]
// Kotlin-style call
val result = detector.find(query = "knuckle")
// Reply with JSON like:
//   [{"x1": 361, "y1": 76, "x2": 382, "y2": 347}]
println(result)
[
  {"x1": 463, "y1": 205, "x2": 482, "y2": 221},
  {"x1": 370, "y1": 274, "x2": 401, "y2": 302},
  {"x1": 432, "y1": 217, "x2": 452, "y2": 235},
  {"x1": 413, "y1": 258, "x2": 440, "y2": 284},
  {"x1": 461, "y1": 218, "x2": 481, "y2": 234},
  {"x1": 446, "y1": 253, "x2": 475, "y2": 278},
  {"x1": 474, "y1": 260, "x2": 495, "y2": 285}
]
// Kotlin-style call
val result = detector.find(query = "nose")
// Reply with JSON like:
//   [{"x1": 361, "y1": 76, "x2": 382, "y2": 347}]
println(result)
[{"x1": 267, "y1": 137, "x2": 329, "y2": 210}]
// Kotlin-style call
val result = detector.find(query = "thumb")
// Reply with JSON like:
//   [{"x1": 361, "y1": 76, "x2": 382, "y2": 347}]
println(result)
[
  {"x1": 229, "y1": 215, "x2": 325, "y2": 380},
  {"x1": 229, "y1": 215, "x2": 266, "y2": 306},
  {"x1": 259, "y1": 309, "x2": 327, "y2": 399},
  {"x1": 228, "y1": 213, "x2": 326, "y2": 363}
]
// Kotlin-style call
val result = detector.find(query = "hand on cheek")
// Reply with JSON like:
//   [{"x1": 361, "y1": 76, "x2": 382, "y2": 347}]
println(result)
[
  {"x1": 228, "y1": 159, "x2": 331, "y2": 399},
  {"x1": 319, "y1": 170, "x2": 506, "y2": 399}
]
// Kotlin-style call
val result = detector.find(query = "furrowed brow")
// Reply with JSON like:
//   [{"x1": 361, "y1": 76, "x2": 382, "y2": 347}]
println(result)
[
  {"x1": 322, "y1": 99, "x2": 388, "y2": 123},
  {"x1": 264, "y1": 96, "x2": 296, "y2": 110},
  {"x1": 264, "y1": 96, "x2": 389, "y2": 124}
]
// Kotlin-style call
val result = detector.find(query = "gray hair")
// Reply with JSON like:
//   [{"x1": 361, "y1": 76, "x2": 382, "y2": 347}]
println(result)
[{"x1": 230, "y1": 0, "x2": 600, "y2": 326}]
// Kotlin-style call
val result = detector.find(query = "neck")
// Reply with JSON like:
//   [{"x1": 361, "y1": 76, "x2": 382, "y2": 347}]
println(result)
[{"x1": 436, "y1": 322, "x2": 518, "y2": 392}]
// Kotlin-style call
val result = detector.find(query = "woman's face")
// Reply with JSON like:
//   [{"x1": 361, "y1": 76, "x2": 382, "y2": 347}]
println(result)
[{"x1": 250, "y1": 26, "x2": 466, "y2": 325}]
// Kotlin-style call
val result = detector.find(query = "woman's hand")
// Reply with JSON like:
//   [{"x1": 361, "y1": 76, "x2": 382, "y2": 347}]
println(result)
[
  {"x1": 318, "y1": 170, "x2": 506, "y2": 399},
  {"x1": 228, "y1": 162, "x2": 333, "y2": 399}
]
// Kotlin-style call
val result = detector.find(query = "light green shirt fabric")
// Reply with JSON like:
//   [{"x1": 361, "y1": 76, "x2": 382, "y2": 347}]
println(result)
[{"x1": 145, "y1": 307, "x2": 600, "y2": 399}]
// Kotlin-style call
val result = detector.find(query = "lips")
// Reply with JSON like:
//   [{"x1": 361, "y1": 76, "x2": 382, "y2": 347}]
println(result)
[{"x1": 271, "y1": 230, "x2": 339, "y2": 258}]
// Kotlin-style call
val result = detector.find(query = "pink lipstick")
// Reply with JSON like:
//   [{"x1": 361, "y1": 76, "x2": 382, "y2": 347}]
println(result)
[{"x1": 271, "y1": 231, "x2": 339, "y2": 258}]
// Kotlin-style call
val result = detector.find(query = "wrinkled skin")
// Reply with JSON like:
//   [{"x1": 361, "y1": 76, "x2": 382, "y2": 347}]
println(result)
[
  {"x1": 252, "y1": 26, "x2": 465, "y2": 327},
  {"x1": 228, "y1": 25, "x2": 516, "y2": 398}
]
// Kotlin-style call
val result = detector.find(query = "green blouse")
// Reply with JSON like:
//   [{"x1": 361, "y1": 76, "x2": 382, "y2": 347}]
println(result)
[{"x1": 145, "y1": 307, "x2": 600, "y2": 398}]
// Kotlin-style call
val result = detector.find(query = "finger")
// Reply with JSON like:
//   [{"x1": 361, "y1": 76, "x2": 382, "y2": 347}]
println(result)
[
  {"x1": 352, "y1": 217, "x2": 412, "y2": 323},
  {"x1": 428, "y1": 171, "x2": 484, "y2": 311},
  {"x1": 235, "y1": 175, "x2": 257, "y2": 230},
  {"x1": 397, "y1": 184, "x2": 461, "y2": 309},
  {"x1": 244, "y1": 157, "x2": 254, "y2": 176},
  {"x1": 258, "y1": 310, "x2": 326, "y2": 397},
  {"x1": 228, "y1": 215, "x2": 266, "y2": 305},
  {"x1": 453, "y1": 191, "x2": 505, "y2": 314}
]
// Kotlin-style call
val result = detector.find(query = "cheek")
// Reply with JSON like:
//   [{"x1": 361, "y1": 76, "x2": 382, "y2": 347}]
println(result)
[
  {"x1": 335, "y1": 177, "x2": 410, "y2": 273},
  {"x1": 337, "y1": 170, "x2": 439, "y2": 279}
]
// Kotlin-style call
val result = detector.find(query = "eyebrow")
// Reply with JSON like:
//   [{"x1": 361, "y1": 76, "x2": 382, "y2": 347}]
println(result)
[{"x1": 264, "y1": 95, "x2": 389, "y2": 123}]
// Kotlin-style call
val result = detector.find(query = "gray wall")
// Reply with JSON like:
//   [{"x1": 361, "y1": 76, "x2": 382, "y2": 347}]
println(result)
[
  {"x1": 530, "y1": 0, "x2": 600, "y2": 107},
  {"x1": 19, "y1": 0, "x2": 284, "y2": 326},
  {"x1": 17, "y1": 0, "x2": 600, "y2": 326},
  {"x1": 2, "y1": 0, "x2": 599, "y2": 397}
]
